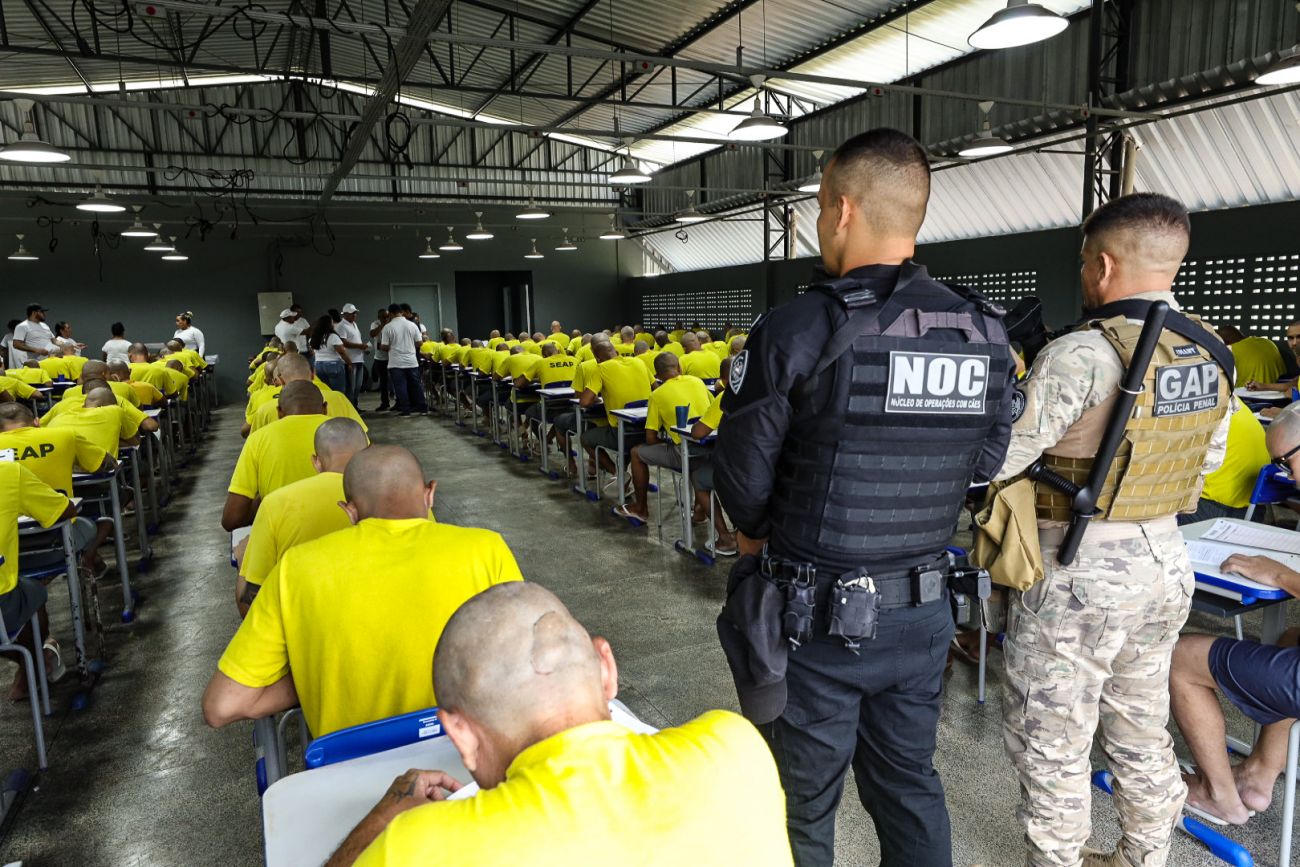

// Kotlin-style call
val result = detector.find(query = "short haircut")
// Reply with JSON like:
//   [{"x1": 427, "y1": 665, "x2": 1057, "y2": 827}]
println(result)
[
  {"x1": 1268, "y1": 402, "x2": 1300, "y2": 455},
  {"x1": 1081, "y1": 192, "x2": 1190, "y2": 271},
  {"x1": 719, "y1": 354, "x2": 734, "y2": 385},
  {"x1": 0, "y1": 401, "x2": 35, "y2": 428},
  {"x1": 81, "y1": 360, "x2": 108, "y2": 381},
  {"x1": 313, "y1": 417, "x2": 369, "y2": 462},
  {"x1": 275, "y1": 353, "x2": 312, "y2": 381},
  {"x1": 128, "y1": 342, "x2": 148, "y2": 358},
  {"x1": 654, "y1": 352, "x2": 680, "y2": 377},
  {"x1": 541, "y1": 343, "x2": 559, "y2": 357},
  {"x1": 84, "y1": 387, "x2": 116, "y2": 408},
  {"x1": 387, "y1": 303, "x2": 401, "y2": 315},
  {"x1": 107, "y1": 361, "x2": 130, "y2": 379},
  {"x1": 6, "y1": 319, "x2": 20, "y2": 331},
  {"x1": 278, "y1": 380, "x2": 324, "y2": 415},
  {"x1": 111, "y1": 322, "x2": 125, "y2": 337},
  {"x1": 82, "y1": 378, "x2": 110, "y2": 393},
  {"x1": 826, "y1": 127, "x2": 931, "y2": 237}
]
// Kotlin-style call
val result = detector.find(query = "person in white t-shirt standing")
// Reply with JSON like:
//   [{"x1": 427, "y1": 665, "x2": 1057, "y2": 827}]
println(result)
[
  {"x1": 336, "y1": 303, "x2": 368, "y2": 408},
  {"x1": 369, "y1": 307, "x2": 392, "y2": 412},
  {"x1": 273, "y1": 308, "x2": 310, "y2": 351},
  {"x1": 11, "y1": 304, "x2": 55, "y2": 366},
  {"x1": 173, "y1": 312, "x2": 206, "y2": 356},
  {"x1": 378, "y1": 303, "x2": 427, "y2": 416},
  {"x1": 1, "y1": 319, "x2": 18, "y2": 368},
  {"x1": 102, "y1": 322, "x2": 133, "y2": 365}
]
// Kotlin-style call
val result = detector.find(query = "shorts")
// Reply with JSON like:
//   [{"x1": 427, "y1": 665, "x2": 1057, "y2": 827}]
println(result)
[
  {"x1": 637, "y1": 441, "x2": 682, "y2": 471},
  {"x1": 0, "y1": 577, "x2": 48, "y2": 631},
  {"x1": 692, "y1": 462, "x2": 715, "y2": 492},
  {"x1": 1208, "y1": 636, "x2": 1300, "y2": 725},
  {"x1": 551, "y1": 411, "x2": 578, "y2": 434},
  {"x1": 581, "y1": 425, "x2": 643, "y2": 453}
]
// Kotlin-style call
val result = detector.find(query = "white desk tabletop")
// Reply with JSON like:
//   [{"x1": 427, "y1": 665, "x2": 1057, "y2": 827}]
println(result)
[
  {"x1": 539, "y1": 387, "x2": 574, "y2": 397},
  {"x1": 612, "y1": 406, "x2": 648, "y2": 422},
  {"x1": 1183, "y1": 518, "x2": 1294, "y2": 601},
  {"x1": 672, "y1": 424, "x2": 715, "y2": 442},
  {"x1": 18, "y1": 497, "x2": 82, "y2": 529}
]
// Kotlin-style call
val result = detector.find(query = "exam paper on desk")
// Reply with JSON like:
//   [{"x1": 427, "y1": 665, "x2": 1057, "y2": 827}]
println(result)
[
  {"x1": 446, "y1": 701, "x2": 659, "y2": 801},
  {"x1": 1201, "y1": 519, "x2": 1300, "y2": 557},
  {"x1": 1186, "y1": 538, "x2": 1300, "y2": 592}
]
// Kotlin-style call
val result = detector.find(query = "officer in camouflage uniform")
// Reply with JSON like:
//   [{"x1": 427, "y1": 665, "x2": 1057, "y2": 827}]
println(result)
[{"x1": 995, "y1": 193, "x2": 1233, "y2": 867}]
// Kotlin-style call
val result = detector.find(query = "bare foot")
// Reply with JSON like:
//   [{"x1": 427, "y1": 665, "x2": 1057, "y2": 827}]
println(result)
[
  {"x1": 1233, "y1": 760, "x2": 1277, "y2": 814},
  {"x1": 1183, "y1": 770, "x2": 1252, "y2": 825},
  {"x1": 8, "y1": 673, "x2": 29, "y2": 703}
]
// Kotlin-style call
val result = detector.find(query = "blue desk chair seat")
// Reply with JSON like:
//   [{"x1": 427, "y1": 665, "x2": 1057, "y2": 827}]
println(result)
[
  {"x1": 1243, "y1": 464, "x2": 1297, "y2": 523},
  {"x1": 305, "y1": 706, "x2": 445, "y2": 770}
]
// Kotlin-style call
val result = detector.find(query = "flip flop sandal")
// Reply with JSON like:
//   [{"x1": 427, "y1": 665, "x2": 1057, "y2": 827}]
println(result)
[
  {"x1": 43, "y1": 639, "x2": 67, "y2": 684},
  {"x1": 1178, "y1": 760, "x2": 1255, "y2": 820},
  {"x1": 613, "y1": 504, "x2": 647, "y2": 523}
]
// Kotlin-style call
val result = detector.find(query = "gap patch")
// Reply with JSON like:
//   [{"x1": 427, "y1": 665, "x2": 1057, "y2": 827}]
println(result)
[
  {"x1": 1153, "y1": 361, "x2": 1220, "y2": 417},
  {"x1": 886, "y1": 351, "x2": 990, "y2": 414}
]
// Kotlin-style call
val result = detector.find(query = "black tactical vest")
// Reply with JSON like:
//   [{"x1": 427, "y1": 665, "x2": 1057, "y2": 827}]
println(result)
[{"x1": 770, "y1": 263, "x2": 1011, "y2": 568}]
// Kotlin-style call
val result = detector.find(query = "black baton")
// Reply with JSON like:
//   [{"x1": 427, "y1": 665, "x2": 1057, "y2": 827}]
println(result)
[{"x1": 1027, "y1": 300, "x2": 1170, "y2": 566}]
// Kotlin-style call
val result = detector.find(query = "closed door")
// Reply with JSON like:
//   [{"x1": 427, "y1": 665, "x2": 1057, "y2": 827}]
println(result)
[{"x1": 389, "y1": 283, "x2": 441, "y2": 336}]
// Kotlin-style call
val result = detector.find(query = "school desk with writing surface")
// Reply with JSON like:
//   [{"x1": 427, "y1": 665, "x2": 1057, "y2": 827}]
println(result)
[
  {"x1": 117, "y1": 445, "x2": 153, "y2": 572},
  {"x1": 72, "y1": 466, "x2": 136, "y2": 623},
  {"x1": 570, "y1": 397, "x2": 603, "y2": 501},
  {"x1": 536, "y1": 387, "x2": 575, "y2": 480},
  {"x1": 18, "y1": 498, "x2": 93, "y2": 685},
  {"x1": 672, "y1": 425, "x2": 719, "y2": 564},
  {"x1": 602, "y1": 405, "x2": 647, "y2": 513},
  {"x1": 508, "y1": 383, "x2": 538, "y2": 460},
  {"x1": 1183, "y1": 518, "x2": 1293, "y2": 647}
]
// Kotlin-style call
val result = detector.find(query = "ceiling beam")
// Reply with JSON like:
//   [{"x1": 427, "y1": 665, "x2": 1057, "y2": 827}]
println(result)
[
  {"x1": 469, "y1": 0, "x2": 600, "y2": 118},
  {"x1": 318, "y1": 0, "x2": 452, "y2": 208}
]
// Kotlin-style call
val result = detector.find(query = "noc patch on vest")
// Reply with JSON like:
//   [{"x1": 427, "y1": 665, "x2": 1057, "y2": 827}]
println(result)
[
  {"x1": 1153, "y1": 361, "x2": 1220, "y2": 417},
  {"x1": 885, "y1": 351, "x2": 990, "y2": 414}
]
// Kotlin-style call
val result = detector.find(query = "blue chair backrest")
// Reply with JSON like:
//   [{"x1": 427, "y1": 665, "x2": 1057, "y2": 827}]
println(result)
[
  {"x1": 1293, "y1": 387, "x2": 1299, "y2": 402},
  {"x1": 304, "y1": 706, "x2": 445, "y2": 769},
  {"x1": 702, "y1": 378, "x2": 718, "y2": 387},
  {"x1": 1251, "y1": 464, "x2": 1295, "y2": 507},
  {"x1": 625, "y1": 399, "x2": 648, "y2": 409},
  {"x1": 545, "y1": 380, "x2": 572, "y2": 389}
]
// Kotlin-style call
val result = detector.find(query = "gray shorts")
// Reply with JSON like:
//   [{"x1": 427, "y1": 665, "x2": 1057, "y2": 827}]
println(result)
[
  {"x1": 0, "y1": 577, "x2": 48, "y2": 631},
  {"x1": 638, "y1": 441, "x2": 682, "y2": 470}
]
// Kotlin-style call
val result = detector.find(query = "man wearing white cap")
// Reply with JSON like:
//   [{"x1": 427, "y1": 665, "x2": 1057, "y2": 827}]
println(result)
[
  {"x1": 337, "y1": 303, "x2": 368, "y2": 407},
  {"x1": 273, "y1": 308, "x2": 309, "y2": 348}
]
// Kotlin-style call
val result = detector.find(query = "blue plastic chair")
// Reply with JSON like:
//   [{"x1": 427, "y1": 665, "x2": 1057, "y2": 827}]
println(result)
[
  {"x1": 304, "y1": 706, "x2": 445, "y2": 770},
  {"x1": 1243, "y1": 464, "x2": 1297, "y2": 522}
]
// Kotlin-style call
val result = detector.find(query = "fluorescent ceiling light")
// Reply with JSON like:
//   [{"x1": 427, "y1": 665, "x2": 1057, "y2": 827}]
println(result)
[
  {"x1": 418, "y1": 237, "x2": 440, "y2": 259},
  {"x1": 609, "y1": 155, "x2": 652, "y2": 184},
  {"x1": 517, "y1": 199, "x2": 550, "y2": 220},
  {"x1": 439, "y1": 227, "x2": 463, "y2": 252},
  {"x1": 797, "y1": 168, "x2": 822, "y2": 193},
  {"x1": 1257, "y1": 53, "x2": 1300, "y2": 86},
  {"x1": 143, "y1": 228, "x2": 172, "y2": 252},
  {"x1": 674, "y1": 190, "x2": 708, "y2": 223},
  {"x1": 968, "y1": 1, "x2": 1069, "y2": 50},
  {"x1": 0, "y1": 103, "x2": 71, "y2": 164},
  {"x1": 599, "y1": 215, "x2": 626, "y2": 240},
  {"x1": 161, "y1": 237, "x2": 188, "y2": 261},
  {"x1": 729, "y1": 78, "x2": 788, "y2": 142},
  {"x1": 8, "y1": 234, "x2": 38, "y2": 261},
  {"x1": 465, "y1": 212, "x2": 493, "y2": 240},
  {"x1": 555, "y1": 230, "x2": 577, "y2": 251},
  {"x1": 524, "y1": 239, "x2": 544, "y2": 259},
  {"x1": 76, "y1": 184, "x2": 126, "y2": 213},
  {"x1": 121, "y1": 206, "x2": 155, "y2": 237},
  {"x1": 958, "y1": 134, "x2": 1014, "y2": 158}
]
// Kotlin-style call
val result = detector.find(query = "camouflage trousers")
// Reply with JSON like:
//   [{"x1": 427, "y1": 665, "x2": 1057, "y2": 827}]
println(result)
[{"x1": 1003, "y1": 517, "x2": 1193, "y2": 867}]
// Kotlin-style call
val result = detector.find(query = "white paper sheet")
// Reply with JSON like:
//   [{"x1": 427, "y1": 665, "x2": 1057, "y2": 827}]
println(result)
[
  {"x1": 1201, "y1": 519, "x2": 1300, "y2": 556},
  {"x1": 1235, "y1": 387, "x2": 1288, "y2": 400}
]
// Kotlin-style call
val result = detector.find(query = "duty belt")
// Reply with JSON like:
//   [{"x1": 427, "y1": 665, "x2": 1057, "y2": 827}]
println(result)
[{"x1": 760, "y1": 553, "x2": 950, "y2": 609}]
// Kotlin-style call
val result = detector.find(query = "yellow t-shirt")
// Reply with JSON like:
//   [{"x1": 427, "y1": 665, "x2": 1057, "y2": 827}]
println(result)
[
  {"x1": 545, "y1": 333, "x2": 570, "y2": 350},
  {"x1": 245, "y1": 379, "x2": 335, "y2": 422},
  {"x1": 503, "y1": 354, "x2": 542, "y2": 383},
  {"x1": 491, "y1": 351, "x2": 513, "y2": 379},
  {"x1": 467, "y1": 347, "x2": 493, "y2": 374},
  {"x1": 247, "y1": 364, "x2": 270, "y2": 394},
  {"x1": 0, "y1": 462, "x2": 70, "y2": 596},
  {"x1": 538, "y1": 355, "x2": 577, "y2": 387},
  {"x1": 60, "y1": 380, "x2": 142, "y2": 408},
  {"x1": 708, "y1": 340, "x2": 731, "y2": 359},
  {"x1": 487, "y1": 337, "x2": 504, "y2": 349},
  {"x1": 438, "y1": 344, "x2": 462, "y2": 364},
  {"x1": 174, "y1": 348, "x2": 208, "y2": 370},
  {"x1": 588, "y1": 357, "x2": 653, "y2": 425},
  {"x1": 660, "y1": 341, "x2": 685, "y2": 357},
  {"x1": 635, "y1": 350, "x2": 660, "y2": 380},
  {"x1": 574, "y1": 344, "x2": 595, "y2": 364},
  {"x1": 5, "y1": 367, "x2": 52, "y2": 385},
  {"x1": 0, "y1": 375, "x2": 37, "y2": 400},
  {"x1": 1231, "y1": 337, "x2": 1285, "y2": 388},
  {"x1": 130, "y1": 362, "x2": 176, "y2": 396},
  {"x1": 38, "y1": 357, "x2": 76, "y2": 380},
  {"x1": 635, "y1": 331, "x2": 655, "y2": 347},
  {"x1": 41, "y1": 392, "x2": 146, "y2": 430},
  {"x1": 153, "y1": 364, "x2": 191, "y2": 400},
  {"x1": 669, "y1": 330, "x2": 686, "y2": 343},
  {"x1": 680, "y1": 350, "x2": 721, "y2": 380},
  {"x1": 240, "y1": 471, "x2": 353, "y2": 587},
  {"x1": 420, "y1": 341, "x2": 443, "y2": 358},
  {"x1": 128, "y1": 380, "x2": 165, "y2": 407},
  {"x1": 521, "y1": 340, "x2": 543, "y2": 357},
  {"x1": 48, "y1": 404, "x2": 140, "y2": 458},
  {"x1": 227, "y1": 414, "x2": 328, "y2": 500},
  {"x1": 615, "y1": 342, "x2": 636, "y2": 357},
  {"x1": 699, "y1": 390, "x2": 725, "y2": 432},
  {"x1": 0, "y1": 426, "x2": 108, "y2": 494},
  {"x1": 1202, "y1": 403, "x2": 1272, "y2": 509},
  {"x1": 646, "y1": 375, "x2": 714, "y2": 444},
  {"x1": 354, "y1": 710, "x2": 792, "y2": 867},
  {"x1": 249, "y1": 389, "x2": 367, "y2": 435},
  {"x1": 218, "y1": 518, "x2": 523, "y2": 736}
]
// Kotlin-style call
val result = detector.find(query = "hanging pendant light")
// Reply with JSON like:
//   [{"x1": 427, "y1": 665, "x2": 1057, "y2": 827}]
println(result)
[
  {"x1": 7, "y1": 234, "x2": 38, "y2": 261},
  {"x1": 161, "y1": 237, "x2": 188, "y2": 261},
  {"x1": 599, "y1": 215, "x2": 626, "y2": 240},
  {"x1": 728, "y1": 76, "x2": 788, "y2": 142},
  {"x1": 121, "y1": 205, "x2": 156, "y2": 238},
  {"x1": 555, "y1": 230, "x2": 577, "y2": 251},
  {"x1": 143, "y1": 225, "x2": 172, "y2": 252},
  {"x1": 439, "y1": 226, "x2": 463, "y2": 252},
  {"x1": 968, "y1": 1, "x2": 1068, "y2": 50},
  {"x1": 1257, "y1": 52, "x2": 1300, "y2": 86},
  {"x1": 608, "y1": 144, "x2": 652, "y2": 185},
  {"x1": 466, "y1": 211, "x2": 493, "y2": 240},
  {"x1": 516, "y1": 197, "x2": 550, "y2": 220},
  {"x1": 524, "y1": 239, "x2": 544, "y2": 259},
  {"x1": 798, "y1": 150, "x2": 824, "y2": 193},
  {"x1": 674, "y1": 190, "x2": 708, "y2": 224},
  {"x1": 77, "y1": 184, "x2": 126, "y2": 213},
  {"x1": 958, "y1": 101, "x2": 1014, "y2": 158},
  {"x1": 0, "y1": 99, "x2": 71, "y2": 164},
  {"x1": 418, "y1": 237, "x2": 441, "y2": 259}
]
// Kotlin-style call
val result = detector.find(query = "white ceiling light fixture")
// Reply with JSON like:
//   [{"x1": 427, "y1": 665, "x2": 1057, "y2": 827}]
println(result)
[
  {"x1": 729, "y1": 75, "x2": 788, "y2": 142},
  {"x1": 439, "y1": 226, "x2": 464, "y2": 252},
  {"x1": 555, "y1": 230, "x2": 577, "y2": 252},
  {"x1": 516, "y1": 196, "x2": 550, "y2": 220},
  {"x1": 1257, "y1": 51, "x2": 1300, "y2": 86},
  {"x1": 0, "y1": 99, "x2": 71, "y2": 164},
  {"x1": 524, "y1": 239, "x2": 544, "y2": 259},
  {"x1": 599, "y1": 215, "x2": 627, "y2": 241},
  {"x1": 608, "y1": 138, "x2": 653, "y2": 184},
  {"x1": 76, "y1": 184, "x2": 126, "y2": 213},
  {"x1": 969, "y1": 0, "x2": 1069, "y2": 50},
  {"x1": 418, "y1": 236, "x2": 441, "y2": 259},
  {"x1": 465, "y1": 212, "x2": 493, "y2": 240},
  {"x1": 8, "y1": 234, "x2": 38, "y2": 261},
  {"x1": 143, "y1": 225, "x2": 172, "y2": 252},
  {"x1": 160, "y1": 237, "x2": 188, "y2": 261},
  {"x1": 121, "y1": 205, "x2": 156, "y2": 238},
  {"x1": 797, "y1": 150, "x2": 824, "y2": 193},
  {"x1": 958, "y1": 101, "x2": 1014, "y2": 158},
  {"x1": 674, "y1": 190, "x2": 708, "y2": 224}
]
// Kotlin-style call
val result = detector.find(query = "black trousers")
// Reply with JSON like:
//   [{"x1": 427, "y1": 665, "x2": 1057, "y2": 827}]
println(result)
[
  {"x1": 763, "y1": 597, "x2": 955, "y2": 867},
  {"x1": 372, "y1": 359, "x2": 390, "y2": 406}
]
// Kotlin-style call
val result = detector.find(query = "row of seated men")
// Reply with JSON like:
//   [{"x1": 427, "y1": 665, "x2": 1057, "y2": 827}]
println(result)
[
  {"x1": 0, "y1": 342, "x2": 207, "y2": 702},
  {"x1": 206, "y1": 350, "x2": 795, "y2": 862}
]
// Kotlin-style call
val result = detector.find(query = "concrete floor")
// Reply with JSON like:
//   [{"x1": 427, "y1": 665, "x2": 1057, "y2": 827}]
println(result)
[{"x1": 0, "y1": 403, "x2": 1293, "y2": 865}]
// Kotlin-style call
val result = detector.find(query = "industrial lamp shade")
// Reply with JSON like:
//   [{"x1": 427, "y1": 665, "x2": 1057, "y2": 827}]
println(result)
[
  {"x1": 609, "y1": 155, "x2": 652, "y2": 184},
  {"x1": 797, "y1": 167, "x2": 822, "y2": 194},
  {"x1": 968, "y1": 1, "x2": 1069, "y2": 50},
  {"x1": 8, "y1": 234, "x2": 38, "y2": 261},
  {"x1": 77, "y1": 184, "x2": 126, "y2": 213},
  {"x1": 439, "y1": 227, "x2": 463, "y2": 252},
  {"x1": 674, "y1": 206, "x2": 708, "y2": 223},
  {"x1": 555, "y1": 230, "x2": 577, "y2": 251},
  {"x1": 466, "y1": 212, "x2": 493, "y2": 240},
  {"x1": 728, "y1": 103, "x2": 788, "y2": 141},
  {"x1": 516, "y1": 198, "x2": 550, "y2": 220},
  {"x1": 1257, "y1": 53, "x2": 1300, "y2": 86},
  {"x1": 524, "y1": 239, "x2": 544, "y2": 259},
  {"x1": 0, "y1": 133, "x2": 71, "y2": 164},
  {"x1": 418, "y1": 237, "x2": 441, "y2": 259},
  {"x1": 958, "y1": 134, "x2": 1014, "y2": 158}
]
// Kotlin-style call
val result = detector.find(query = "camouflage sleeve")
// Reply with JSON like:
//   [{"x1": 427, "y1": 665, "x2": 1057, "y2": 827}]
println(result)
[
  {"x1": 993, "y1": 332, "x2": 1122, "y2": 481},
  {"x1": 1201, "y1": 397, "x2": 1234, "y2": 477}
]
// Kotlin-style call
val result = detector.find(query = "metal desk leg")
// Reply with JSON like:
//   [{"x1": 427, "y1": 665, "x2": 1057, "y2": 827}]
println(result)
[
  {"x1": 1280, "y1": 721, "x2": 1300, "y2": 867},
  {"x1": 470, "y1": 379, "x2": 480, "y2": 435},
  {"x1": 679, "y1": 436, "x2": 693, "y2": 552},
  {"x1": 614, "y1": 419, "x2": 626, "y2": 507},
  {"x1": 491, "y1": 384, "x2": 501, "y2": 445},
  {"x1": 1263, "y1": 600, "x2": 1289, "y2": 646},
  {"x1": 141, "y1": 434, "x2": 160, "y2": 532},
  {"x1": 127, "y1": 452, "x2": 152, "y2": 565},
  {"x1": 977, "y1": 624, "x2": 987, "y2": 704},
  {"x1": 539, "y1": 398, "x2": 551, "y2": 477},
  {"x1": 574, "y1": 409, "x2": 588, "y2": 497},
  {"x1": 61, "y1": 522, "x2": 89, "y2": 680},
  {"x1": 254, "y1": 715, "x2": 286, "y2": 794},
  {"x1": 454, "y1": 374, "x2": 464, "y2": 426},
  {"x1": 109, "y1": 478, "x2": 135, "y2": 622}
]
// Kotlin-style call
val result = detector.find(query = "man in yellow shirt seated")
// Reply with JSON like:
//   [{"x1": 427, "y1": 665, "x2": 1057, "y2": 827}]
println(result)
[
  {"x1": 56, "y1": 360, "x2": 141, "y2": 408},
  {"x1": 222, "y1": 381, "x2": 330, "y2": 531},
  {"x1": 128, "y1": 344, "x2": 177, "y2": 397},
  {"x1": 327, "y1": 582, "x2": 792, "y2": 867},
  {"x1": 48, "y1": 386, "x2": 141, "y2": 457},
  {"x1": 0, "y1": 374, "x2": 37, "y2": 403},
  {"x1": 1220, "y1": 326, "x2": 1285, "y2": 389},
  {"x1": 235, "y1": 418, "x2": 370, "y2": 616},
  {"x1": 579, "y1": 341, "x2": 652, "y2": 479},
  {"x1": 615, "y1": 353, "x2": 713, "y2": 525},
  {"x1": 1177, "y1": 398, "x2": 1271, "y2": 524},
  {"x1": 243, "y1": 353, "x2": 359, "y2": 438},
  {"x1": 37, "y1": 345, "x2": 76, "y2": 381},
  {"x1": 545, "y1": 321, "x2": 569, "y2": 350},
  {"x1": 614, "y1": 326, "x2": 637, "y2": 356},
  {"x1": 679, "y1": 332, "x2": 722, "y2": 380},
  {"x1": 0, "y1": 461, "x2": 80, "y2": 701},
  {"x1": 203, "y1": 444, "x2": 523, "y2": 738},
  {"x1": 40, "y1": 377, "x2": 156, "y2": 436},
  {"x1": 655, "y1": 330, "x2": 684, "y2": 357},
  {"x1": 107, "y1": 361, "x2": 164, "y2": 407},
  {"x1": 520, "y1": 345, "x2": 577, "y2": 445},
  {"x1": 5, "y1": 363, "x2": 52, "y2": 386}
]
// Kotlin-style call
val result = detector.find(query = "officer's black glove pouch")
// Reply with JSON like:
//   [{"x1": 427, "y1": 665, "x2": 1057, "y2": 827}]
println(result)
[{"x1": 781, "y1": 577, "x2": 817, "y2": 649}]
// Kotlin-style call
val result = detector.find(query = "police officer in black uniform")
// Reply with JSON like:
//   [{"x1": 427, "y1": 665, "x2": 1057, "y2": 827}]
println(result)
[{"x1": 714, "y1": 129, "x2": 1016, "y2": 866}]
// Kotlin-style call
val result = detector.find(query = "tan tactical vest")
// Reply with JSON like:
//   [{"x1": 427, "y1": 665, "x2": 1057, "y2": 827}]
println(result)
[{"x1": 1036, "y1": 313, "x2": 1230, "y2": 522}]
